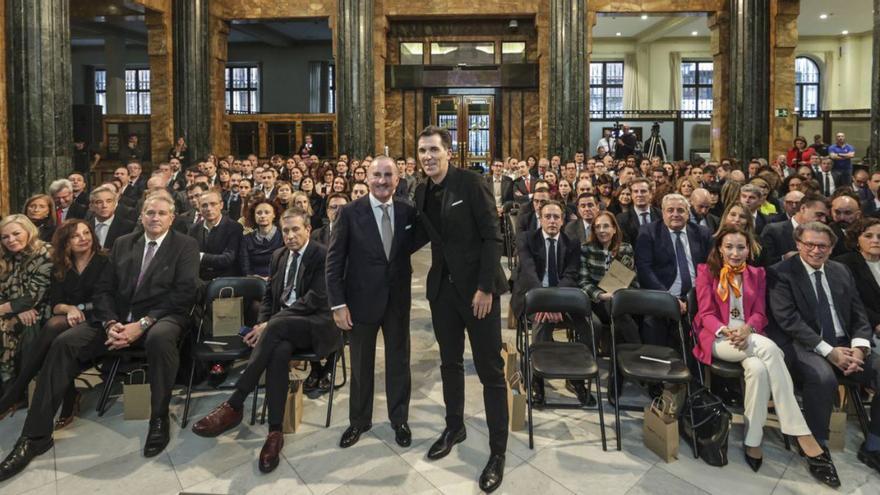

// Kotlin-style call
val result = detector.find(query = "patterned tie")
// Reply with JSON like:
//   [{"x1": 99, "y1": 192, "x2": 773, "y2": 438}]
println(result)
[
  {"x1": 813, "y1": 271, "x2": 837, "y2": 344},
  {"x1": 674, "y1": 231, "x2": 692, "y2": 297},
  {"x1": 96, "y1": 222, "x2": 107, "y2": 248},
  {"x1": 640, "y1": 212, "x2": 649, "y2": 226},
  {"x1": 547, "y1": 238, "x2": 559, "y2": 287},
  {"x1": 380, "y1": 204, "x2": 393, "y2": 260},
  {"x1": 280, "y1": 251, "x2": 301, "y2": 305},
  {"x1": 56, "y1": 208, "x2": 64, "y2": 224},
  {"x1": 135, "y1": 241, "x2": 157, "y2": 290}
]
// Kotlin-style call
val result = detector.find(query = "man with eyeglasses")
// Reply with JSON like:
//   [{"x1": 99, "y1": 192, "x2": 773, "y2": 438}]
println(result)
[
  {"x1": 311, "y1": 192, "x2": 349, "y2": 246},
  {"x1": 768, "y1": 222, "x2": 880, "y2": 474},
  {"x1": 516, "y1": 187, "x2": 550, "y2": 233}
]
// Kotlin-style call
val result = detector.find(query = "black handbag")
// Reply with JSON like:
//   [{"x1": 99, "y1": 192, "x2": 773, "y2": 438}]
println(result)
[{"x1": 679, "y1": 387, "x2": 731, "y2": 466}]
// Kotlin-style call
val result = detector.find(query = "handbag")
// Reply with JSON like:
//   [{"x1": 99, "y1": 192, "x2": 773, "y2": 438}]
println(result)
[{"x1": 679, "y1": 386, "x2": 731, "y2": 466}]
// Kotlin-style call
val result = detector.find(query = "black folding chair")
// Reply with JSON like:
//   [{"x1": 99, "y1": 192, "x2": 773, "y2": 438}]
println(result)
[
  {"x1": 501, "y1": 202, "x2": 519, "y2": 272},
  {"x1": 609, "y1": 289, "x2": 695, "y2": 454},
  {"x1": 181, "y1": 277, "x2": 267, "y2": 427},
  {"x1": 521, "y1": 287, "x2": 607, "y2": 450},
  {"x1": 96, "y1": 349, "x2": 146, "y2": 416}
]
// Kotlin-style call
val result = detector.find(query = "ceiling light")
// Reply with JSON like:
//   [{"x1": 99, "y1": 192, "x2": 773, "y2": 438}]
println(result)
[
  {"x1": 841, "y1": 30, "x2": 849, "y2": 35},
  {"x1": 819, "y1": 13, "x2": 828, "y2": 20},
  {"x1": 615, "y1": 32, "x2": 622, "y2": 36},
  {"x1": 641, "y1": 14, "x2": 648, "y2": 20},
  {"x1": 691, "y1": 31, "x2": 699, "y2": 36}
]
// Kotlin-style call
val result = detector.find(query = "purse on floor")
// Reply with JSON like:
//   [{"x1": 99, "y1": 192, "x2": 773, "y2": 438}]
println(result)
[{"x1": 679, "y1": 386, "x2": 731, "y2": 466}]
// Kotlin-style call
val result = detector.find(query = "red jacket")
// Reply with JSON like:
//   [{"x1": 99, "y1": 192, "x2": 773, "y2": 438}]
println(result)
[
  {"x1": 692, "y1": 264, "x2": 768, "y2": 365},
  {"x1": 786, "y1": 147, "x2": 816, "y2": 168}
]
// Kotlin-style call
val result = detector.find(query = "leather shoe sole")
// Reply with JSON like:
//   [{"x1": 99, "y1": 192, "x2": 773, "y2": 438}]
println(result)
[
  {"x1": 427, "y1": 428, "x2": 466, "y2": 460},
  {"x1": 0, "y1": 438, "x2": 53, "y2": 482},
  {"x1": 393, "y1": 424, "x2": 412, "y2": 447},
  {"x1": 339, "y1": 424, "x2": 371, "y2": 448},
  {"x1": 479, "y1": 454, "x2": 505, "y2": 493}
]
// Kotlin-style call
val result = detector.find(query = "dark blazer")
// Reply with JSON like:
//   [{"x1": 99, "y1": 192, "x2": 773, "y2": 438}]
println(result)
[
  {"x1": 91, "y1": 215, "x2": 135, "y2": 251},
  {"x1": 512, "y1": 176, "x2": 536, "y2": 203},
  {"x1": 862, "y1": 198, "x2": 880, "y2": 218},
  {"x1": 118, "y1": 184, "x2": 140, "y2": 208},
  {"x1": 510, "y1": 229, "x2": 579, "y2": 317},
  {"x1": 73, "y1": 190, "x2": 90, "y2": 208},
  {"x1": 754, "y1": 211, "x2": 770, "y2": 235},
  {"x1": 91, "y1": 229, "x2": 200, "y2": 326},
  {"x1": 617, "y1": 206, "x2": 661, "y2": 245},
  {"x1": 834, "y1": 251, "x2": 880, "y2": 329},
  {"x1": 188, "y1": 216, "x2": 243, "y2": 280},
  {"x1": 812, "y1": 170, "x2": 844, "y2": 197},
  {"x1": 759, "y1": 219, "x2": 796, "y2": 266},
  {"x1": 689, "y1": 209, "x2": 719, "y2": 233},
  {"x1": 485, "y1": 175, "x2": 515, "y2": 207},
  {"x1": 634, "y1": 220, "x2": 712, "y2": 294},
  {"x1": 63, "y1": 202, "x2": 88, "y2": 221},
  {"x1": 516, "y1": 204, "x2": 540, "y2": 233},
  {"x1": 413, "y1": 165, "x2": 508, "y2": 302},
  {"x1": 239, "y1": 229, "x2": 284, "y2": 278},
  {"x1": 222, "y1": 190, "x2": 243, "y2": 220},
  {"x1": 767, "y1": 256, "x2": 873, "y2": 349},
  {"x1": 115, "y1": 201, "x2": 138, "y2": 223},
  {"x1": 310, "y1": 224, "x2": 330, "y2": 246},
  {"x1": 260, "y1": 242, "x2": 339, "y2": 358},
  {"x1": 326, "y1": 196, "x2": 418, "y2": 324},
  {"x1": 563, "y1": 218, "x2": 591, "y2": 245}
]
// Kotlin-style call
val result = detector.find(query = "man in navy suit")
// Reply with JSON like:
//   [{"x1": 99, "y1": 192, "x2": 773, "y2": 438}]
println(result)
[
  {"x1": 635, "y1": 193, "x2": 711, "y2": 345},
  {"x1": 326, "y1": 157, "x2": 418, "y2": 449}
]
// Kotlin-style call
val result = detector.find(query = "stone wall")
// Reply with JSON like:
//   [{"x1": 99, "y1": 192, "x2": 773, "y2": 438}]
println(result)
[
  {"x1": 145, "y1": 0, "x2": 174, "y2": 165},
  {"x1": 0, "y1": 0, "x2": 7, "y2": 215},
  {"x1": 769, "y1": 0, "x2": 799, "y2": 160}
]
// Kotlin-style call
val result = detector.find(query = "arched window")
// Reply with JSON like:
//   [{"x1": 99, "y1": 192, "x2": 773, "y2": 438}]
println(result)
[{"x1": 795, "y1": 56, "x2": 820, "y2": 117}]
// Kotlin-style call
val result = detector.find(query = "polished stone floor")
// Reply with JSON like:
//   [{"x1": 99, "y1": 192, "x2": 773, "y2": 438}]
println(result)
[{"x1": 1, "y1": 248, "x2": 877, "y2": 495}]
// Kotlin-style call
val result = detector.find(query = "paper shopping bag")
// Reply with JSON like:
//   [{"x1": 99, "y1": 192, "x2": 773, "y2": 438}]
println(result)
[
  {"x1": 507, "y1": 372, "x2": 527, "y2": 431},
  {"x1": 212, "y1": 287, "x2": 243, "y2": 337},
  {"x1": 123, "y1": 369, "x2": 151, "y2": 420},
  {"x1": 500, "y1": 342, "x2": 519, "y2": 383},
  {"x1": 282, "y1": 379, "x2": 304, "y2": 434},
  {"x1": 644, "y1": 398, "x2": 679, "y2": 462}
]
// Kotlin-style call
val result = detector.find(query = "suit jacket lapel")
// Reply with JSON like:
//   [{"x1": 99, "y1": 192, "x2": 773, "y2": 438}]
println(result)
[
  {"x1": 532, "y1": 230, "x2": 547, "y2": 280},
  {"x1": 390, "y1": 200, "x2": 407, "y2": 261},
  {"x1": 294, "y1": 244, "x2": 309, "y2": 294},
  {"x1": 791, "y1": 260, "x2": 820, "y2": 329},
  {"x1": 359, "y1": 200, "x2": 386, "y2": 259},
  {"x1": 128, "y1": 235, "x2": 146, "y2": 298},
  {"x1": 826, "y1": 266, "x2": 850, "y2": 335}
]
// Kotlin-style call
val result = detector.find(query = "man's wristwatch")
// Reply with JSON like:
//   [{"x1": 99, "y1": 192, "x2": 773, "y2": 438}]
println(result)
[{"x1": 138, "y1": 317, "x2": 154, "y2": 331}]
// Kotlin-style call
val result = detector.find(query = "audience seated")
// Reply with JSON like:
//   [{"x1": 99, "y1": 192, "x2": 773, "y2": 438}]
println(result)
[
  {"x1": 239, "y1": 197, "x2": 283, "y2": 279},
  {"x1": 563, "y1": 193, "x2": 599, "y2": 245},
  {"x1": 311, "y1": 192, "x2": 349, "y2": 246},
  {"x1": 739, "y1": 184, "x2": 771, "y2": 234},
  {"x1": 49, "y1": 179, "x2": 88, "y2": 221},
  {"x1": 760, "y1": 193, "x2": 828, "y2": 266},
  {"x1": 616, "y1": 177, "x2": 659, "y2": 244},
  {"x1": 23, "y1": 194, "x2": 57, "y2": 243},
  {"x1": 688, "y1": 188, "x2": 719, "y2": 232},
  {"x1": 515, "y1": 187, "x2": 550, "y2": 233},
  {"x1": 189, "y1": 190, "x2": 243, "y2": 281},
  {"x1": 828, "y1": 192, "x2": 861, "y2": 258}
]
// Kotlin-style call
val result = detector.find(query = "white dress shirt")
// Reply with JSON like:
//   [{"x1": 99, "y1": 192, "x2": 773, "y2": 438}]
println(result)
[
  {"x1": 541, "y1": 230, "x2": 559, "y2": 287},
  {"x1": 369, "y1": 193, "x2": 395, "y2": 240},
  {"x1": 95, "y1": 215, "x2": 115, "y2": 248}
]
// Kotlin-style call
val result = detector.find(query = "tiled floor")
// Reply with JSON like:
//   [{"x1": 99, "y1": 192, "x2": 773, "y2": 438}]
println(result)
[{"x1": 1, "y1": 248, "x2": 877, "y2": 494}]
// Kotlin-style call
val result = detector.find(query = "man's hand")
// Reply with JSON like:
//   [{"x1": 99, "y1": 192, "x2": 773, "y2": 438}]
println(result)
[
  {"x1": 16, "y1": 309, "x2": 39, "y2": 326},
  {"x1": 827, "y1": 347, "x2": 864, "y2": 375},
  {"x1": 243, "y1": 322, "x2": 267, "y2": 348},
  {"x1": 334, "y1": 307, "x2": 353, "y2": 331},
  {"x1": 472, "y1": 290, "x2": 493, "y2": 320},
  {"x1": 534, "y1": 312, "x2": 563, "y2": 323},
  {"x1": 66, "y1": 307, "x2": 86, "y2": 327},
  {"x1": 106, "y1": 322, "x2": 144, "y2": 350},
  {"x1": 598, "y1": 292, "x2": 613, "y2": 302},
  {"x1": 678, "y1": 300, "x2": 687, "y2": 315}
]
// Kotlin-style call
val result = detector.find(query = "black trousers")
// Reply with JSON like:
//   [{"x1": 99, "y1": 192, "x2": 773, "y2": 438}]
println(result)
[
  {"x1": 229, "y1": 311, "x2": 316, "y2": 427},
  {"x1": 23, "y1": 318, "x2": 184, "y2": 439},
  {"x1": 593, "y1": 299, "x2": 641, "y2": 345},
  {"x1": 349, "y1": 301, "x2": 411, "y2": 428},
  {"x1": 783, "y1": 340, "x2": 880, "y2": 442},
  {"x1": 431, "y1": 277, "x2": 508, "y2": 455}
]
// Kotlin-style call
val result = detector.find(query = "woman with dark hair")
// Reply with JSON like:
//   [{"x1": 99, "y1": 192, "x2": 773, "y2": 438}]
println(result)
[
  {"x1": 787, "y1": 135, "x2": 816, "y2": 169},
  {"x1": 168, "y1": 136, "x2": 188, "y2": 166},
  {"x1": 781, "y1": 174, "x2": 805, "y2": 196},
  {"x1": 606, "y1": 185, "x2": 631, "y2": 216},
  {"x1": 0, "y1": 215, "x2": 53, "y2": 416},
  {"x1": 331, "y1": 176, "x2": 349, "y2": 195},
  {"x1": 273, "y1": 181, "x2": 294, "y2": 212},
  {"x1": 693, "y1": 225, "x2": 836, "y2": 482},
  {"x1": 319, "y1": 168, "x2": 336, "y2": 197},
  {"x1": 239, "y1": 198, "x2": 283, "y2": 279},
  {"x1": 594, "y1": 174, "x2": 614, "y2": 211},
  {"x1": 299, "y1": 176, "x2": 325, "y2": 220},
  {"x1": 578, "y1": 211, "x2": 640, "y2": 344},
  {"x1": 834, "y1": 217, "x2": 880, "y2": 335},
  {"x1": 23, "y1": 194, "x2": 57, "y2": 243}
]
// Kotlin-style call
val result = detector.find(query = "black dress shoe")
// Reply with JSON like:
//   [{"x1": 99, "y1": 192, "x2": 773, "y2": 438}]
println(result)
[
  {"x1": 393, "y1": 423, "x2": 412, "y2": 447},
  {"x1": 0, "y1": 436, "x2": 53, "y2": 482},
  {"x1": 566, "y1": 380, "x2": 597, "y2": 407},
  {"x1": 857, "y1": 442, "x2": 880, "y2": 474},
  {"x1": 531, "y1": 379, "x2": 545, "y2": 405},
  {"x1": 744, "y1": 448, "x2": 763, "y2": 472},
  {"x1": 143, "y1": 415, "x2": 171, "y2": 458},
  {"x1": 317, "y1": 373, "x2": 334, "y2": 394},
  {"x1": 427, "y1": 427, "x2": 466, "y2": 460},
  {"x1": 802, "y1": 448, "x2": 840, "y2": 488},
  {"x1": 339, "y1": 424, "x2": 371, "y2": 448},
  {"x1": 479, "y1": 453, "x2": 505, "y2": 493},
  {"x1": 302, "y1": 373, "x2": 321, "y2": 392}
]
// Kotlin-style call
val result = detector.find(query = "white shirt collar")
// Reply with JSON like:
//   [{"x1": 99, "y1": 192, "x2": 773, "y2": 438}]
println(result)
[
  {"x1": 204, "y1": 214, "x2": 223, "y2": 231},
  {"x1": 144, "y1": 229, "x2": 170, "y2": 248},
  {"x1": 291, "y1": 240, "x2": 309, "y2": 258},
  {"x1": 541, "y1": 230, "x2": 559, "y2": 242},
  {"x1": 799, "y1": 256, "x2": 825, "y2": 277},
  {"x1": 369, "y1": 193, "x2": 393, "y2": 209},
  {"x1": 97, "y1": 215, "x2": 115, "y2": 226}
]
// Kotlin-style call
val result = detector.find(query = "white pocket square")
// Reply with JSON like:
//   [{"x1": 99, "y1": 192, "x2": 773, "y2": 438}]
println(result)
[
  {"x1": 451, "y1": 200, "x2": 464, "y2": 207},
  {"x1": 405, "y1": 224, "x2": 413, "y2": 230}
]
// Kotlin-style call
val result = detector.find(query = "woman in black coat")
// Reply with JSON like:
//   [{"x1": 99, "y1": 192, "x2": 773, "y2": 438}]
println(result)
[{"x1": 834, "y1": 217, "x2": 880, "y2": 334}]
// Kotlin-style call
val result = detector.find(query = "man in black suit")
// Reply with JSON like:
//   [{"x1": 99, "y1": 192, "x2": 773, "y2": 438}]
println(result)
[
  {"x1": 635, "y1": 194, "x2": 712, "y2": 345},
  {"x1": 761, "y1": 193, "x2": 828, "y2": 266},
  {"x1": 829, "y1": 193, "x2": 862, "y2": 258},
  {"x1": 563, "y1": 192, "x2": 599, "y2": 245},
  {"x1": 768, "y1": 222, "x2": 880, "y2": 474},
  {"x1": 89, "y1": 184, "x2": 136, "y2": 252},
  {"x1": 222, "y1": 173, "x2": 243, "y2": 220},
  {"x1": 127, "y1": 160, "x2": 149, "y2": 196},
  {"x1": 689, "y1": 188, "x2": 719, "y2": 232},
  {"x1": 516, "y1": 187, "x2": 550, "y2": 233},
  {"x1": 413, "y1": 125, "x2": 508, "y2": 492},
  {"x1": 739, "y1": 184, "x2": 771, "y2": 235},
  {"x1": 512, "y1": 160, "x2": 536, "y2": 204},
  {"x1": 863, "y1": 171, "x2": 880, "y2": 218},
  {"x1": 0, "y1": 192, "x2": 200, "y2": 482},
  {"x1": 486, "y1": 159, "x2": 514, "y2": 215},
  {"x1": 188, "y1": 190, "x2": 243, "y2": 281},
  {"x1": 68, "y1": 173, "x2": 90, "y2": 208},
  {"x1": 114, "y1": 166, "x2": 140, "y2": 208},
  {"x1": 814, "y1": 156, "x2": 844, "y2": 197},
  {"x1": 192, "y1": 208, "x2": 340, "y2": 474},
  {"x1": 311, "y1": 193, "x2": 349, "y2": 246},
  {"x1": 49, "y1": 179, "x2": 88, "y2": 221},
  {"x1": 617, "y1": 177, "x2": 660, "y2": 244},
  {"x1": 326, "y1": 157, "x2": 418, "y2": 449}
]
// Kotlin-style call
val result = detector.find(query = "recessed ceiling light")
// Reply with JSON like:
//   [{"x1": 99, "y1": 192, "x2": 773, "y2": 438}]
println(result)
[
  {"x1": 819, "y1": 13, "x2": 828, "y2": 20},
  {"x1": 641, "y1": 14, "x2": 648, "y2": 20},
  {"x1": 616, "y1": 32, "x2": 622, "y2": 36},
  {"x1": 842, "y1": 30, "x2": 849, "y2": 35},
  {"x1": 691, "y1": 31, "x2": 699, "y2": 36}
]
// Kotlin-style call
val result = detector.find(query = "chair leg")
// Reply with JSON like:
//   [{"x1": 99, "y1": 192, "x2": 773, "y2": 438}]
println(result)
[
  {"x1": 325, "y1": 352, "x2": 339, "y2": 428},
  {"x1": 181, "y1": 361, "x2": 196, "y2": 428},
  {"x1": 848, "y1": 386, "x2": 870, "y2": 438},
  {"x1": 97, "y1": 357, "x2": 121, "y2": 416},
  {"x1": 526, "y1": 366, "x2": 534, "y2": 450},
  {"x1": 250, "y1": 384, "x2": 259, "y2": 426},
  {"x1": 595, "y1": 373, "x2": 607, "y2": 452},
  {"x1": 686, "y1": 382, "x2": 699, "y2": 459},
  {"x1": 260, "y1": 391, "x2": 267, "y2": 425}
]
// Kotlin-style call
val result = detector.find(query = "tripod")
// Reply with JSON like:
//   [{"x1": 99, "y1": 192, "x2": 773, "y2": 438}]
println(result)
[{"x1": 645, "y1": 133, "x2": 667, "y2": 161}]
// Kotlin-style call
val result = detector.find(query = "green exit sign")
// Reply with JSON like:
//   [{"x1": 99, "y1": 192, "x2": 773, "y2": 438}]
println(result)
[{"x1": 775, "y1": 108, "x2": 790, "y2": 118}]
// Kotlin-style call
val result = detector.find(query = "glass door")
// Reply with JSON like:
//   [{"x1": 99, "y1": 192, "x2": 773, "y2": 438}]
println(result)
[
  {"x1": 431, "y1": 95, "x2": 494, "y2": 169},
  {"x1": 431, "y1": 96, "x2": 460, "y2": 168}
]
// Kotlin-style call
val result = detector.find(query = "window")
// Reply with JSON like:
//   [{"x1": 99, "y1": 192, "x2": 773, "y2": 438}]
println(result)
[
  {"x1": 681, "y1": 61, "x2": 713, "y2": 118},
  {"x1": 430, "y1": 42, "x2": 495, "y2": 65},
  {"x1": 400, "y1": 42, "x2": 424, "y2": 65},
  {"x1": 501, "y1": 42, "x2": 526, "y2": 64},
  {"x1": 795, "y1": 56, "x2": 820, "y2": 118},
  {"x1": 308, "y1": 61, "x2": 334, "y2": 113},
  {"x1": 225, "y1": 65, "x2": 260, "y2": 114},
  {"x1": 94, "y1": 68, "x2": 151, "y2": 115},
  {"x1": 589, "y1": 61, "x2": 624, "y2": 119},
  {"x1": 327, "y1": 63, "x2": 335, "y2": 114}
]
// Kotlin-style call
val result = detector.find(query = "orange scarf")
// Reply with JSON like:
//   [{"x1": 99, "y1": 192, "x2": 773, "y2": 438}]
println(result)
[{"x1": 716, "y1": 263, "x2": 746, "y2": 302}]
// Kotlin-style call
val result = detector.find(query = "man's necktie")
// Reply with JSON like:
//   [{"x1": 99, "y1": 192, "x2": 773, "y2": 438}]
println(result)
[
  {"x1": 640, "y1": 212, "x2": 649, "y2": 226},
  {"x1": 674, "y1": 231, "x2": 692, "y2": 296},
  {"x1": 135, "y1": 241, "x2": 157, "y2": 290},
  {"x1": 96, "y1": 223, "x2": 107, "y2": 248},
  {"x1": 813, "y1": 271, "x2": 837, "y2": 344},
  {"x1": 56, "y1": 208, "x2": 63, "y2": 224},
  {"x1": 280, "y1": 251, "x2": 301, "y2": 305},
  {"x1": 547, "y1": 238, "x2": 559, "y2": 287},
  {"x1": 380, "y1": 204, "x2": 393, "y2": 260}
]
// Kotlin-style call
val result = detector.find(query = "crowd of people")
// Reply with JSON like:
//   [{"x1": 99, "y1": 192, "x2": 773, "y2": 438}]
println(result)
[{"x1": 0, "y1": 125, "x2": 878, "y2": 491}]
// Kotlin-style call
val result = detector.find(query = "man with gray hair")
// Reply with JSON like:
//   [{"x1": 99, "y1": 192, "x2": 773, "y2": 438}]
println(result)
[
  {"x1": 739, "y1": 183, "x2": 770, "y2": 234},
  {"x1": 49, "y1": 178, "x2": 87, "y2": 221}
]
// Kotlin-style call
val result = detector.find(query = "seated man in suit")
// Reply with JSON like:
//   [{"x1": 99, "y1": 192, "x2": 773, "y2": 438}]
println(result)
[
  {"x1": 512, "y1": 160, "x2": 536, "y2": 204},
  {"x1": 739, "y1": 184, "x2": 771, "y2": 235},
  {"x1": 487, "y1": 159, "x2": 515, "y2": 216},
  {"x1": 49, "y1": 178, "x2": 88, "y2": 221},
  {"x1": 760, "y1": 193, "x2": 828, "y2": 266},
  {"x1": 89, "y1": 184, "x2": 135, "y2": 252},
  {"x1": 863, "y1": 170, "x2": 880, "y2": 218},
  {"x1": 617, "y1": 178, "x2": 660, "y2": 244},
  {"x1": 563, "y1": 192, "x2": 599, "y2": 245},
  {"x1": 516, "y1": 187, "x2": 550, "y2": 233},
  {"x1": 192, "y1": 208, "x2": 340, "y2": 474},
  {"x1": 512, "y1": 200, "x2": 594, "y2": 406},
  {"x1": 829, "y1": 193, "x2": 861, "y2": 258},
  {"x1": 689, "y1": 188, "x2": 719, "y2": 233},
  {"x1": 0, "y1": 192, "x2": 200, "y2": 482},
  {"x1": 635, "y1": 194, "x2": 712, "y2": 345},
  {"x1": 222, "y1": 172, "x2": 243, "y2": 220},
  {"x1": 114, "y1": 166, "x2": 140, "y2": 208},
  {"x1": 68, "y1": 172, "x2": 90, "y2": 207},
  {"x1": 188, "y1": 190, "x2": 243, "y2": 281},
  {"x1": 768, "y1": 222, "x2": 880, "y2": 473},
  {"x1": 311, "y1": 192, "x2": 349, "y2": 247}
]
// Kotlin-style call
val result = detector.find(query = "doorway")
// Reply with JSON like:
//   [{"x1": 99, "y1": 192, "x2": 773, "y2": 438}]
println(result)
[{"x1": 431, "y1": 95, "x2": 494, "y2": 170}]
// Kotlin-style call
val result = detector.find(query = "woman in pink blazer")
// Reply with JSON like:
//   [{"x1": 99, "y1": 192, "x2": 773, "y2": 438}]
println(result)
[{"x1": 693, "y1": 225, "x2": 831, "y2": 477}]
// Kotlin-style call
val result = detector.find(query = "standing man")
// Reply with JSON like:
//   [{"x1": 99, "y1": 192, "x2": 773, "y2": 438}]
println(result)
[
  {"x1": 413, "y1": 125, "x2": 508, "y2": 492},
  {"x1": 827, "y1": 132, "x2": 856, "y2": 186},
  {"x1": 326, "y1": 156, "x2": 418, "y2": 449}
]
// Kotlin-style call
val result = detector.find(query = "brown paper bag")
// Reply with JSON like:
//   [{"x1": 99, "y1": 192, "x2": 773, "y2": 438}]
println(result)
[
  {"x1": 827, "y1": 410, "x2": 847, "y2": 452},
  {"x1": 282, "y1": 380, "x2": 304, "y2": 434},
  {"x1": 123, "y1": 369, "x2": 151, "y2": 420},
  {"x1": 507, "y1": 372, "x2": 527, "y2": 431},
  {"x1": 500, "y1": 342, "x2": 519, "y2": 383},
  {"x1": 212, "y1": 287, "x2": 243, "y2": 337},
  {"x1": 643, "y1": 398, "x2": 679, "y2": 462}
]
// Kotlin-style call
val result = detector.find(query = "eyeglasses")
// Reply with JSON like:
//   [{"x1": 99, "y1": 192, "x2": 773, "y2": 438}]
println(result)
[{"x1": 797, "y1": 240, "x2": 831, "y2": 252}]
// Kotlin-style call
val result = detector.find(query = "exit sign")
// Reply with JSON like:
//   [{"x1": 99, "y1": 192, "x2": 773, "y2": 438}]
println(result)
[{"x1": 775, "y1": 108, "x2": 790, "y2": 117}]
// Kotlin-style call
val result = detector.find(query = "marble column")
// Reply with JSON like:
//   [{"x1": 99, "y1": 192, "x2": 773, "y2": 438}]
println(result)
[
  {"x1": 105, "y1": 34, "x2": 127, "y2": 114},
  {"x1": 768, "y1": 0, "x2": 798, "y2": 161},
  {"x1": 173, "y1": 0, "x2": 211, "y2": 163},
  {"x1": 336, "y1": 0, "x2": 375, "y2": 158},
  {"x1": 871, "y1": 0, "x2": 880, "y2": 169},
  {"x1": 5, "y1": 0, "x2": 72, "y2": 211},
  {"x1": 728, "y1": 0, "x2": 771, "y2": 163},
  {"x1": 709, "y1": 11, "x2": 730, "y2": 161},
  {"x1": 547, "y1": 0, "x2": 587, "y2": 160},
  {"x1": 146, "y1": 7, "x2": 175, "y2": 165}
]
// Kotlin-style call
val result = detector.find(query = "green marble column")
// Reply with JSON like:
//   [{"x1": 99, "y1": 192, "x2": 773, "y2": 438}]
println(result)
[
  {"x1": 173, "y1": 0, "x2": 211, "y2": 163},
  {"x1": 870, "y1": 0, "x2": 880, "y2": 169},
  {"x1": 728, "y1": 0, "x2": 771, "y2": 162},
  {"x1": 336, "y1": 0, "x2": 375, "y2": 158},
  {"x1": 547, "y1": 0, "x2": 588, "y2": 160}
]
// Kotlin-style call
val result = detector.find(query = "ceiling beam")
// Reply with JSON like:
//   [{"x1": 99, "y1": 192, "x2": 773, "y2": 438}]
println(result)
[
  {"x1": 72, "y1": 20, "x2": 148, "y2": 44},
  {"x1": 230, "y1": 23, "x2": 296, "y2": 47},
  {"x1": 634, "y1": 17, "x2": 694, "y2": 43}
]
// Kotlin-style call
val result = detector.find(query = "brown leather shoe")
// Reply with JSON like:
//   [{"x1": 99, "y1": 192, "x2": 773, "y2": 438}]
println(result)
[
  {"x1": 191, "y1": 402, "x2": 243, "y2": 438},
  {"x1": 259, "y1": 431, "x2": 284, "y2": 473}
]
